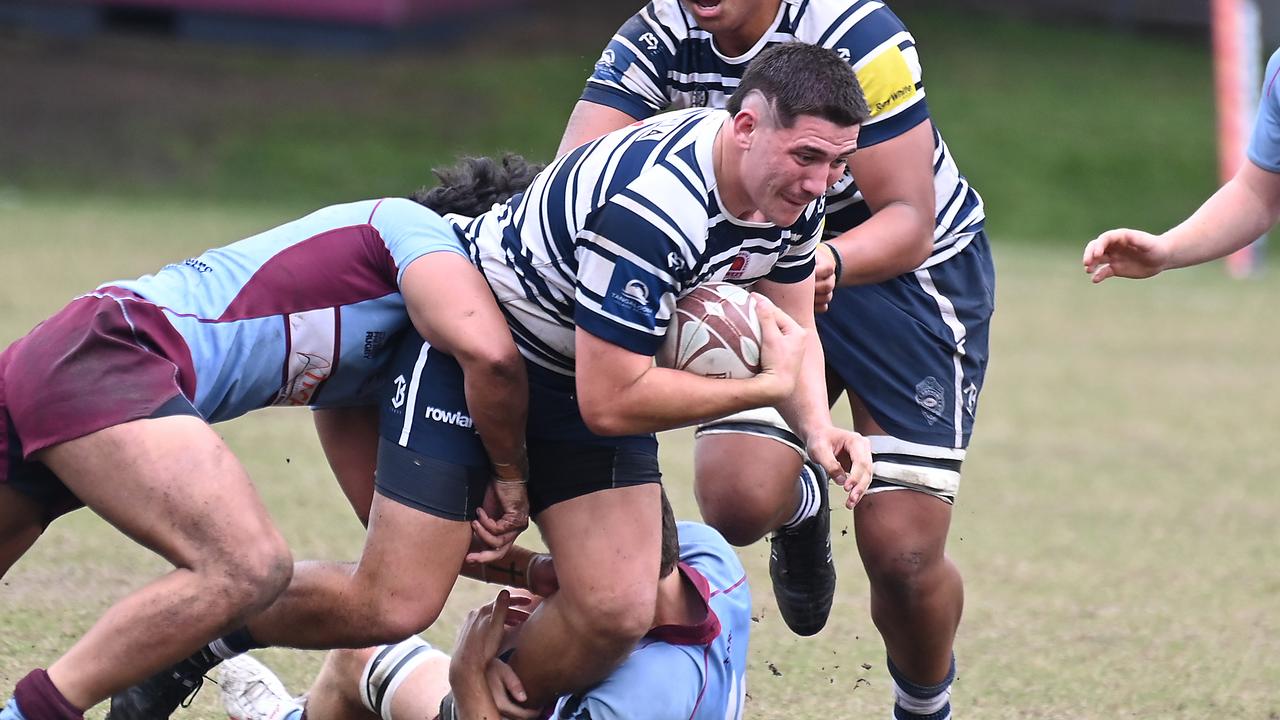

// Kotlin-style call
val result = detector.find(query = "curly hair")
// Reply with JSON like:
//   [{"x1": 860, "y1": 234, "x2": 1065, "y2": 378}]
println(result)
[{"x1": 410, "y1": 153, "x2": 545, "y2": 218}]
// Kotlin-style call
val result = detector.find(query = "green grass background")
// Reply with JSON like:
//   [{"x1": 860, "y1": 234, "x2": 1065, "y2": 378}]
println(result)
[{"x1": 2, "y1": 5, "x2": 1278, "y2": 719}]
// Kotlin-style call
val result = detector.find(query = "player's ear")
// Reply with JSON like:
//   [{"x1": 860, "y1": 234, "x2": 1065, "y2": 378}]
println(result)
[{"x1": 730, "y1": 109, "x2": 758, "y2": 150}]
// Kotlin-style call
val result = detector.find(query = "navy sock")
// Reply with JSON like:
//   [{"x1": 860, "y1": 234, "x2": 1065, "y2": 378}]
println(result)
[
  {"x1": 181, "y1": 627, "x2": 265, "y2": 676},
  {"x1": 887, "y1": 656, "x2": 955, "y2": 720}
]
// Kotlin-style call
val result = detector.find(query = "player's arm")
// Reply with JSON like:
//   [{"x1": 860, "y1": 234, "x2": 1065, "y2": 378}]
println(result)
[
  {"x1": 754, "y1": 275, "x2": 872, "y2": 506},
  {"x1": 460, "y1": 545, "x2": 558, "y2": 597},
  {"x1": 574, "y1": 298, "x2": 804, "y2": 437},
  {"x1": 557, "y1": 101, "x2": 642, "y2": 157},
  {"x1": 400, "y1": 252, "x2": 531, "y2": 550},
  {"x1": 820, "y1": 120, "x2": 936, "y2": 288},
  {"x1": 1084, "y1": 160, "x2": 1280, "y2": 281}
]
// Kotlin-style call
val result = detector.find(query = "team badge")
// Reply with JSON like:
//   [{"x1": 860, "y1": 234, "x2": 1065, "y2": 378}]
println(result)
[
  {"x1": 690, "y1": 84, "x2": 709, "y2": 107},
  {"x1": 914, "y1": 376, "x2": 946, "y2": 425}
]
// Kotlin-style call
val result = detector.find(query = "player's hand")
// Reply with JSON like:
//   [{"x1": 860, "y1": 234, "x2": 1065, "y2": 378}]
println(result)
[
  {"x1": 1082, "y1": 229, "x2": 1172, "y2": 283},
  {"x1": 806, "y1": 427, "x2": 873, "y2": 509},
  {"x1": 753, "y1": 294, "x2": 806, "y2": 403},
  {"x1": 813, "y1": 244, "x2": 838, "y2": 313},
  {"x1": 484, "y1": 659, "x2": 540, "y2": 720},
  {"x1": 467, "y1": 475, "x2": 529, "y2": 564},
  {"x1": 450, "y1": 590, "x2": 524, "y2": 717}
]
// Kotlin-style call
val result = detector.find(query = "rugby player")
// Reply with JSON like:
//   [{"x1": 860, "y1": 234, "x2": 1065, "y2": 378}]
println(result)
[
  {"x1": 120, "y1": 41, "x2": 874, "y2": 716},
  {"x1": 559, "y1": 2, "x2": 993, "y2": 716},
  {"x1": 0, "y1": 196, "x2": 531, "y2": 720},
  {"x1": 214, "y1": 506, "x2": 752, "y2": 720},
  {"x1": 1085, "y1": 46, "x2": 1280, "y2": 280}
]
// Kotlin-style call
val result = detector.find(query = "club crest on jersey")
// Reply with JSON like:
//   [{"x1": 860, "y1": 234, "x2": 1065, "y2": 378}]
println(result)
[
  {"x1": 690, "y1": 84, "x2": 709, "y2": 107},
  {"x1": 915, "y1": 377, "x2": 946, "y2": 424},
  {"x1": 603, "y1": 258, "x2": 661, "y2": 328},
  {"x1": 725, "y1": 251, "x2": 751, "y2": 280}
]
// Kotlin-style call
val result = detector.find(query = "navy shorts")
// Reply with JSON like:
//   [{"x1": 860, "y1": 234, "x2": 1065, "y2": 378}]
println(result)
[
  {"x1": 816, "y1": 232, "x2": 995, "y2": 450},
  {"x1": 377, "y1": 333, "x2": 489, "y2": 522},
  {"x1": 380, "y1": 334, "x2": 660, "y2": 519}
]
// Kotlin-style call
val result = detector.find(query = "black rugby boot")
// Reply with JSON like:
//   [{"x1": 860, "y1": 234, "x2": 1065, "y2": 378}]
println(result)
[
  {"x1": 106, "y1": 660, "x2": 207, "y2": 720},
  {"x1": 768, "y1": 460, "x2": 837, "y2": 636}
]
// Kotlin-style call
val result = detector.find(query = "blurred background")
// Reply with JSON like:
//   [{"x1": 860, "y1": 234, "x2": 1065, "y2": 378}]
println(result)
[{"x1": 1, "y1": 0, "x2": 1275, "y2": 246}]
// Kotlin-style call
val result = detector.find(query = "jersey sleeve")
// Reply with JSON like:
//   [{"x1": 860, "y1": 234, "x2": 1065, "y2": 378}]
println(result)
[
  {"x1": 554, "y1": 645, "x2": 702, "y2": 719},
  {"x1": 763, "y1": 199, "x2": 822, "y2": 284},
  {"x1": 366, "y1": 197, "x2": 469, "y2": 288},
  {"x1": 580, "y1": 3, "x2": 679, "y2": 121},
  {"x1": 818, "y1": 3, "x2": 929, "y2": 148},
  {"x1": 1247, "y1": 48, "x2": 1280, "y2": 173},
  {"x1": 573, "y1": 184, "x2": 692, "y2": 356}
]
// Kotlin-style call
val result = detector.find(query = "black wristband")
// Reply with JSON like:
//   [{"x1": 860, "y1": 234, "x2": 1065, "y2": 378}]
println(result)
[
  {"x1": 438, "y1": 692, "x2": 457, "y2": 720},
  {"x1": 823, "y1": 241, "x2": 844, "y2": 286}
]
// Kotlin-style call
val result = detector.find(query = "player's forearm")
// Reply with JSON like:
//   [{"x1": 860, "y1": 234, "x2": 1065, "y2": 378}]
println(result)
[
  {"x1": 828, "y1": 201, "x2": 934, "y2": 285},
  {"x1": 775, "y1": 329, "x2": 833, "y2": 443},
  {"x1": 556, "y1": 100, "x2": 639, "y2": 157},
  {"x1": 462, "y1": 360, "x2": 529, "y2": 471},
  {"x1": 1161, "y1": 168, "x2": 1280, "y2": 270},
  {"x1": 578, "y1": 367, "x2": 789, "y2": 437},
  {"x1": 460, "y1": 546, "x2": 541, "y2": 589}
]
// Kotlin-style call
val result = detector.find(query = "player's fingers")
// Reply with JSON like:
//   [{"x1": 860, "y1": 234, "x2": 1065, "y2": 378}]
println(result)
[
  {"x1": 1090, "y1": 264, "x2": 1115, "y2": 284},
  {"x1": 489, "y1": 662, "x2": 540, "y2": 719}
]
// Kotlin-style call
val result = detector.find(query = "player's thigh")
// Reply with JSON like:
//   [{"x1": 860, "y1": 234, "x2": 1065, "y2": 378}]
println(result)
[
  {"x1": 535, "y1": 481, "x2": 663, "y2": 615},
  {"x1": 853, "y1": 485, "x2": 953, "y2": 573},
  {"x1": 354, "y1": 492, "x2": 472, "y2": 614},
  {"x1": 35, "y1": 415, "x2": 284, "y2": 570},
  {"x1": 314, "y1": 405, "x2": 381, "y2": 526},
  {"x1": 817, "y1": 236, "x2": 994, "y2": 450},
  {"x1": 693, "y1": 409, "x2": 804, "y2": 540}
]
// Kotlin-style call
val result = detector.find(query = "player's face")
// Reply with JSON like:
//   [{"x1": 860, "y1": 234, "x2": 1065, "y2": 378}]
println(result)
[
  {"x1": 681, "y1": 0, "x2": 778, "y2": 39},
  {"x1": 741, "y1": 114, "x2": 860, "y2": 226}
]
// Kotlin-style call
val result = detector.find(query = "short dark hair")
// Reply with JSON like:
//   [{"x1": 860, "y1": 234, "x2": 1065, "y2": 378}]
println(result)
[
  {"x1": 410, "y1": 153, "x2": 544, "y2": 218},
  {"x1": 659, "y1": 489, "x2": 679, "y2": 579},
  {"x1": 727, "y1": 42, "x2": 869, "y2": 128}
]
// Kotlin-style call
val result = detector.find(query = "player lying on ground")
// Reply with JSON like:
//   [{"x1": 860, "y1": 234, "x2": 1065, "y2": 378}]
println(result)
[
  {"x1": 0, "y1": 190, "x2": 531, "y2": 720},
  {"x1": 216, "y1": 511, "x2": 751, "y2": 720},
  {"x1": 1085, "y1": 46, "x2": 1280, "y2": 281},
  {"x1": 119, "y1": 42, "x2": 874, "y2": 717},
  {"x1": 561, "y1": 4, "x2": 992, "y2": 716}
]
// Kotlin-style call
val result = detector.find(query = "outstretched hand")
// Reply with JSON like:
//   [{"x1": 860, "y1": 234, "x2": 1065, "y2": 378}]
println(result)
[{"x1": 1082, "y1": 229, "x2": 1171, "y2": 283}]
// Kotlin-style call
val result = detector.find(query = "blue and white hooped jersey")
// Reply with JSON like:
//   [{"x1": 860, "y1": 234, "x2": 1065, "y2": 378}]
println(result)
[
  {"x1": 582, "y1": 0, "x2": 985, "y2": 267},
  {"x1": 1248, "y1": 48, "x2": 1280, "y2": 173},
  {"x1": 102, "y1": 198, "x2": 465, "y2": 423},
  {"x1": 551, "y1": 521, "x2": 752, "y2": 720},
  {"x1": 451, "y1": 107, "x2": 822, "y2": 376}
]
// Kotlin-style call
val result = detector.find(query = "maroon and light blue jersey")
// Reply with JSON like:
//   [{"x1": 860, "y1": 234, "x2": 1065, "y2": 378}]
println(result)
[
  {"x1": 1248, "y1": 48, "x2": 1280, "y2": 173},
  {"x1": 582, "y1": 0, "x2": 985, "y2": 267},
  {"x1": 550, "y1": 521, "x2": 751, "y2": 719},
  {"x1": 102, "y1": 198, "x2": 464, "y2": 422}
]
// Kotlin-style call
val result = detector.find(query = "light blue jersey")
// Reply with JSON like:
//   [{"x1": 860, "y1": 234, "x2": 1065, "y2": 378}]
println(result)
[
  {"x1": 582, "y1": 0, "x2": 984, "y2": 267},
  {"x1": 551, "y1": 522, "x2": 751, "y2": 719},
  {"x1": 1247, "y1": 48, "x2": 1280, "y2": 173},
  {"x1": 103, "y1": 198, "x2": 464, "y2": 422},
  {"x1": 452, "y1": 108, "x2": 822, "y2": 375}
]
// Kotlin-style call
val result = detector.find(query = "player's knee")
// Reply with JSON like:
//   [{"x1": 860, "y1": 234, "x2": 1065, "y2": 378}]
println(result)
[
  {"x1": 863, "y1": 545, "x2": 947, "y2": 604},
  {"x1": 359, "y1": 594, "x2": 445, "y2": 645},
  {"x1": 696, "y1": 469, "x2": 793, "y2": 545},
  {"x1": 698, "y1": 505, "x2": 769, "y2": 547},
  {"x1": 208, "y1": 530, "x2": 294, "y2": 613}
]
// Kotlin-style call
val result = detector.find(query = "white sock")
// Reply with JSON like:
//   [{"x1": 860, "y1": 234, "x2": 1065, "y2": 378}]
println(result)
[{"x1": 779, "y1": 464, "x2": 822, "y2": 530}]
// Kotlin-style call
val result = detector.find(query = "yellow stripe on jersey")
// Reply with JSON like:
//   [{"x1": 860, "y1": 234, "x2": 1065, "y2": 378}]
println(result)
[{"x1": 856, "y1": 46, "x2": 917, "y2": 118}]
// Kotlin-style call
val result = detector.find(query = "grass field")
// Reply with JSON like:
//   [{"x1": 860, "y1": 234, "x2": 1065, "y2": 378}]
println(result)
[{"x1": 2, "y1": 195, "x2": 1278, "y2": 718}]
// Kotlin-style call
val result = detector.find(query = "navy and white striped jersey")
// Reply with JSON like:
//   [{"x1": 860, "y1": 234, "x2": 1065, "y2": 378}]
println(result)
[
  {"x1": 582, "y1": 0, "x2": 984, "y2": 268},
  {"x1": 450, "y1": 108, "x2": 822, "y2": 376}
]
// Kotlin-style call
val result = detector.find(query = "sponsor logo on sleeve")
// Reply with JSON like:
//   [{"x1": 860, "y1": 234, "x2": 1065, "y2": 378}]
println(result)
[
  {"x1": 602, "y1": 257, "x2": 663, "y2": 329},
  {"x1": 855, "y1": 46, "x2": 917, "y2": 117}
]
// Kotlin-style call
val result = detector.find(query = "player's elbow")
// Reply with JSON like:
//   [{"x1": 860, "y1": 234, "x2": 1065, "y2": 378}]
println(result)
[
  {"x1": 578, "y1": 395, "x2": 639, "y2": 437},
  {"x1": 457, "y1": 343, "x2": 525, "y2": 390}
]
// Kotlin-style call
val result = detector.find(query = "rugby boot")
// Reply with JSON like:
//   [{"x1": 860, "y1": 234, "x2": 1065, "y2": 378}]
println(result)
[
  {"x1": 768, "y1": 460, "x2": 836, "y2": 636},
  {"x1": 218, "y1": 655, "x2": 301, "y2": 720},
  {"x1": 106, "y1": 661, "x2": 205, "y2": 720}
]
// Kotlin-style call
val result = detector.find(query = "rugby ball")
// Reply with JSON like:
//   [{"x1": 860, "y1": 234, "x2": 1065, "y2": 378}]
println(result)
[{"x1": 656, "y1": 282, "x2": 762, "y2": 379}]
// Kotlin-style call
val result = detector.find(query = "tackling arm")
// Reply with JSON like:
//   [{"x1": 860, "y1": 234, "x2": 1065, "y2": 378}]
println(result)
[{"x1": 557, "y1": 101, "x2": 641, "y2": 158}]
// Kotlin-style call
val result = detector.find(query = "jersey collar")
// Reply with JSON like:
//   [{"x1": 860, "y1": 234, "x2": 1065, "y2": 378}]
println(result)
[{"x1": 645, "y1": 562, "x2": 722, "y2": 646}]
